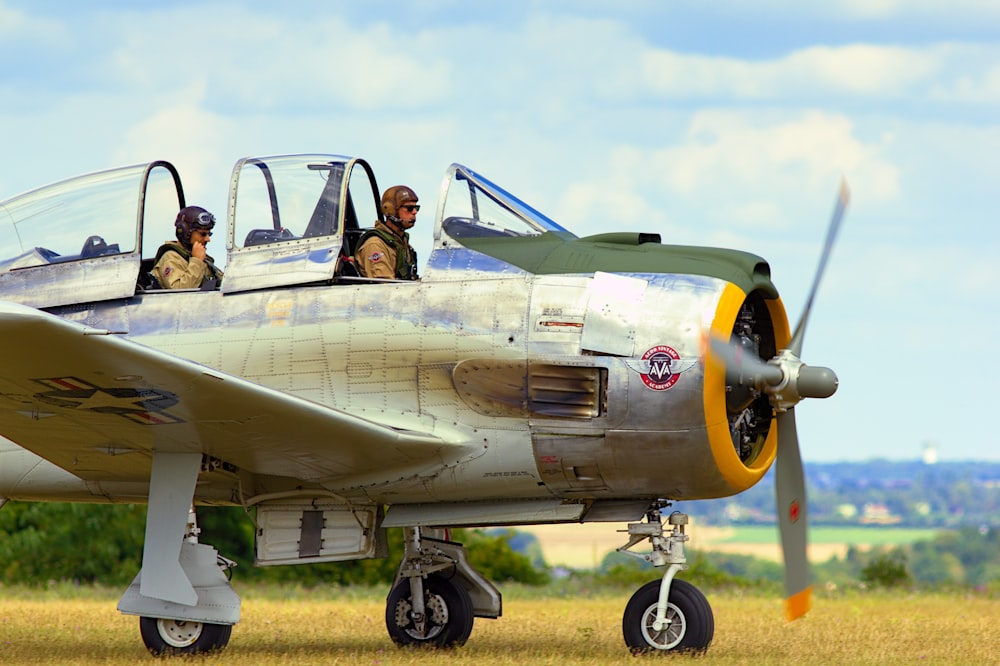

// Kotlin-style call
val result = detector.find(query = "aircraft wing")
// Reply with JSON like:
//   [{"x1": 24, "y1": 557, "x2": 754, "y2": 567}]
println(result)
[{"x1": 0, "y1": 301, "x2": 468, "y2": 487}]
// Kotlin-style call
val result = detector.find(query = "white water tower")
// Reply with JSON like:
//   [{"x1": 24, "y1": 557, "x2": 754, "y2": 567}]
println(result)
[{"x1": 922, "y1": 440, "x2": 939, "y2": 465}]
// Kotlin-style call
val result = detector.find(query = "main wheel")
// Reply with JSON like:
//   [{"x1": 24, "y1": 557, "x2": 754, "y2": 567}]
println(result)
[
  {"x1": 622, "y1": 578, "x2": 714, "y2": 654},
  {"x1": 385, "y1": 574, "x2": 474, "y2": 648},
  {"x1": 139, "y1": 616, "x2": 232, "y2": 656}
]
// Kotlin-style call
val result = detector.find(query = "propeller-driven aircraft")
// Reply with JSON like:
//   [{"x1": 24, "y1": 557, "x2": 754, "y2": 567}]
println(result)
[{"x1": 0, "y1": 153, "x2": 846, "y2": 655}]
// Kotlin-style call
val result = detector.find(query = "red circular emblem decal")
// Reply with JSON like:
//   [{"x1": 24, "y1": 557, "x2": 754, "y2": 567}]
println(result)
[{"x1": 640, "y1": 345, "x2": 682, "y2": 391}]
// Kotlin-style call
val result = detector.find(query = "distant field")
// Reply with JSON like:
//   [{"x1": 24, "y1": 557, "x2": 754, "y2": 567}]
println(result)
[
  {"x1": 719, "y1": 526, "x2": 941, "y2": 545},
  {"x1": 523, "y1": 523, "x2": 941, "y2": 569},
  {"x1": 1, "y1": 588, "x2": 996, "y2": 665}
]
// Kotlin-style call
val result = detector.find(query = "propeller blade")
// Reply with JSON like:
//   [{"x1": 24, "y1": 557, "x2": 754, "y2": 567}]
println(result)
[
  {"x1": 709, "y1": 180, "x2": 848, "y2": 621},
  {"x1": 789, "y1": 179, "x2": 850, "y2": 357},
  {"x1": 775, "y1": 409, "x2": 811, "y2": 620}
]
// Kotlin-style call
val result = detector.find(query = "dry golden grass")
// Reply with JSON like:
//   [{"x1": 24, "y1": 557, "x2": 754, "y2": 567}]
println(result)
[{"x1": 1, "y1": 588, "x2": 997, "y2": 665}]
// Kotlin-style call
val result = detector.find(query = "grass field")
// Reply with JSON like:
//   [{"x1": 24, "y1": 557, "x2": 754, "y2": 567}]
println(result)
[
  {"x1": 524, "y1": 523, "x2": 941, "y2": 569},
  {"x1": 1, "y1": 586, "x2": 996, "y2": 665}
]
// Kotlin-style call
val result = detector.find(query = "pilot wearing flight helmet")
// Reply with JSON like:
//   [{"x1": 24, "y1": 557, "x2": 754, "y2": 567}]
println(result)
[
  {"x1": 355, "y1": 185, "x2": 419, "y2": 280},
  {"x1": 152, "y1": 206, "x2": 224, "y2": 289}
]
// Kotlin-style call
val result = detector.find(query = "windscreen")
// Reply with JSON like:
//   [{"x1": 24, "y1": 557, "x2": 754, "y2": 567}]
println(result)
[{"x1": 440, "y1": 165, "x2": 573, "y2": 240}]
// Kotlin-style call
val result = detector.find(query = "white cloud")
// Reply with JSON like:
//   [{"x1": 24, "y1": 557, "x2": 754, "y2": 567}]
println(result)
[
  {"x1": 832, "y1": 0, "x2": 1000, "y2": 19},
  {"x1": 558, "y1": 166, "x2": 670, "y2": 240},
  {"x1": 0, "y1": 2, "x2": 66, "y2": 45},
  {"x1": 784, "y1": 45, "x2": 939, "y2": 95},
  {"x1": 929, "y1": 48, "x2": 1000, "y2": 103},
  {"x1": 103, "y1": 12, "x2": 452, "y2": 113},
  {"x1": 641, "y1": 44, "x2": 942, "y2": 101},
  {"x1": 111, "y1": 87, "x2": 233, "y2": 211},
  {"x1": 678, "y1": 111, "x2": 896, "y2": 195},
  {"x1": 596, "y1": 111, "x2": 899, "y2": 229},
  {"x1": 705, "y1": 0, "x2": 1000, "y2": 21}
]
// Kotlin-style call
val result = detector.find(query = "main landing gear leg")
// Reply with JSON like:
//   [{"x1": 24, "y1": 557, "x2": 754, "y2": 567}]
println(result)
[
  {"x1": 618, "y1": 504, "x2": 715, "y2": 654},
  {"x1": 118, "y1": 452, "x2": 240, "y2": 656},
  {"x1": 385, "y1": 526, "x2": 501, "y2": 648}
]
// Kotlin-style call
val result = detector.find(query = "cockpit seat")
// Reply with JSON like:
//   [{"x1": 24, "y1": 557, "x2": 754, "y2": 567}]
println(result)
[
  {"x1": 244, "y1": 228, "x2": 297, "y2": 246},
  {"x1": 136, "y1": 257, "x2": 162, "y2": 291},
  {"x1": 80, "y1": 235, "x2": 109, "y2": 259}
]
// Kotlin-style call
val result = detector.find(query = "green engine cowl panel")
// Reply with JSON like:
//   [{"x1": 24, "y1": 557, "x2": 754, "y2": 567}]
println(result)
[{"x1": 455, "y1": 231, "x2": 779, "y2": 299}]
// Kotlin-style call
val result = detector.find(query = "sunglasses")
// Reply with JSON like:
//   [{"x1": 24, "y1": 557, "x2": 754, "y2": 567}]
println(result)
[{"x1": 400, "y1": 204, "x2": 420, "y2": 212}]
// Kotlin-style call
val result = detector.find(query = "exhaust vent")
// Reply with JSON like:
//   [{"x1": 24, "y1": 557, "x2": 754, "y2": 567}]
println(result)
[
  {"x1": 453, "y1": 360, "x2": 606, "y2": 419},
  {"x1": 528, "y1": 364, "x2": 605, "y2": 418}
]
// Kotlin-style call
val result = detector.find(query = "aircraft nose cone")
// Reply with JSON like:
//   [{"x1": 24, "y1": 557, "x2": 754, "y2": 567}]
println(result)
[{"x1": 796, "y1": 365, "x2": 838, "y2": 399}]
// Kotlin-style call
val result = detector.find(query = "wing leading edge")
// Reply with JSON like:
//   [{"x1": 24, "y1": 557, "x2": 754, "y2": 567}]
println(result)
[{"x1": 0, "y1": 301, "x2": 472, "y2": 488}]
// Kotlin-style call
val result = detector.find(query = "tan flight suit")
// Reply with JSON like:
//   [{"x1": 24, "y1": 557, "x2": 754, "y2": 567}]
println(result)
[
  {"x1": 354, "y1": 221, "x2": 417, "y2": 280},
  {"x1": 152, "y1": 241, "x2": 223, "y2": 289}
]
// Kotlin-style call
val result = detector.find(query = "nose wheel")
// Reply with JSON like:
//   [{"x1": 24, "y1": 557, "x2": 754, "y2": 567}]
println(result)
[{"x1": 622, "y1": 579, "x2": 713, "y2": 654}]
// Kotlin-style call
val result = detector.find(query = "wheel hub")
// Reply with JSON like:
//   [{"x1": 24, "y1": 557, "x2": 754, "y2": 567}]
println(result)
[
  {"x1": 642, "y1": 603, "x2": 685, "y2": 650},
  {"x1": 394, "y1": 593, "x2": 449, "y2": 641},
  {"x1": 157, "y1": 619, "x2": 203, "y2": 648}
]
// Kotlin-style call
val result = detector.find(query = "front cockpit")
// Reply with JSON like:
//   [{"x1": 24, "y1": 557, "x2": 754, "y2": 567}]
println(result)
[{"x1": 436, "y1": 164, "x2": 572, "y2": 240}]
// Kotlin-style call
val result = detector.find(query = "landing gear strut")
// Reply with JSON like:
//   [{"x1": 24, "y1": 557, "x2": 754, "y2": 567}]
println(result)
[
  {"x1": 617, "y1": 504, "x2": 714, "y2": 654},
  {"x1": 117, "y1": 453, "x2": 240, "y2": 656},
  {"x1": 386, "y1": 573, "x2": 474, "y2": 647},
  {"x1": 385, "y1": 526, "x2": 501, "y2": 648}
]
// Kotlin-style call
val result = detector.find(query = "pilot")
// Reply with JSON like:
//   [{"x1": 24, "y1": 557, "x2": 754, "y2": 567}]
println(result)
[
  {"x1": 354, "y1": 185, "x2": 419, "y2": 280},
  {"x1": 152, "y1": 206, "x2": 224, "y2": 289}
]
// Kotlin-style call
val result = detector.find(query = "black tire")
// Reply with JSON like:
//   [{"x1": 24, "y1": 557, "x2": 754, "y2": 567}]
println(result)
[
  {"x1": 139, "y1": 616, "x2": 232, "y2": 656},
  {"x1": 385, "y1": 574, "x2": 474, "y2": 648},
  {"x1": 622, "y1": 578, "x2": 714, "y2": 654}
]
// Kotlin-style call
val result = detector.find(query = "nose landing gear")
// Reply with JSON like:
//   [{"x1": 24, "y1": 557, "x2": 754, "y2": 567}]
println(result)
[{"x1": 617, "y1": 505, "x2": 714, "y2": 654}]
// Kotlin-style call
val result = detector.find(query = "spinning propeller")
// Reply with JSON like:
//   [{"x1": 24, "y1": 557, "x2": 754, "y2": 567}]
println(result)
[{"x1": 708, "y1": 180, "x2": 849, "y2": 619}]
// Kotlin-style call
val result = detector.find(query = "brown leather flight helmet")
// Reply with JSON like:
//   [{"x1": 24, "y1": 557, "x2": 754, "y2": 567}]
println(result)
[{"x1": 381, "y1": 186, "x2": 418, "y2": 223}]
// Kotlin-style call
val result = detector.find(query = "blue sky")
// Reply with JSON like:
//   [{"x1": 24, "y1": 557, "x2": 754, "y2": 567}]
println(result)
[{"x1": 1, "y1": 1, "x2": 998, "y2": 462}]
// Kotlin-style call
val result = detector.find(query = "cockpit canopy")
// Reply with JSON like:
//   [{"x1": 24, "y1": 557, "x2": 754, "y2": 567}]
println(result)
[
  {"x1": 0, "y1": 154, "x2": 575, "y2": 308},
  {"x1": 0, "y1": 161, "x2": 184, "y2": 308},
  {"x1": 436, "y1": 164, "x2": 571, "y2": 240}
]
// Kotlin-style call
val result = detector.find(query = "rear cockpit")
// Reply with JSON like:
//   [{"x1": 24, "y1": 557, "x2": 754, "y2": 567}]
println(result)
[{"x1": 0, "y1": 161, "x2": 183, "y2": 309}]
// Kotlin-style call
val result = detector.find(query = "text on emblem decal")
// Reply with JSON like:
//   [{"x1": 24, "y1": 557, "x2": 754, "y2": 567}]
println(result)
[{"x1": 640, "y1": 345, "x2": 682, "y2": 391}]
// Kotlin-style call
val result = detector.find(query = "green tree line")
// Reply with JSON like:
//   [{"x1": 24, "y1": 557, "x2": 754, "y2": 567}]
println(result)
[{"x1": 0, "y1": 502, "x2": 547, "y2": 587}]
